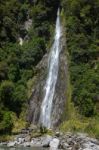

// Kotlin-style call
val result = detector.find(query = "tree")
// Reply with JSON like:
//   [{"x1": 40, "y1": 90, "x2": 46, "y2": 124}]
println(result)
[
  {"x1": 0, "y1": 62, "x2": 8, "y2": 81},
  {"x1": 12, "y1": 84, "x2": 27, "y2": 115},
  {"x1": 62, "y1": 0, "x2": 99, "y2": 117},
  {"x1": 0, "y1": 81, "x2": 14, "y2": 109},
  {"x1": 0, "y1": 111, "x2": 13, "y2": 134}
]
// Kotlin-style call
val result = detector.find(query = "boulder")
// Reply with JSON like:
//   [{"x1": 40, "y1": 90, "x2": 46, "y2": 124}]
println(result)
[
  {"x1": 62, "y1": 142, "x2": 69, "y2": 149},
  {"x1": 0, "y1": 142, "x2": 7, "y2": 146},
  {"x1": 31, "y1": 138, "x2": 42, "y2": 147},
  {"x1": 18, "y1": 137, "x2": 25, "y2": 144},
  {"x1": 24, "y1": 135, "x2": 31, "y2": 142},
  {"x1": 7, "y1": 141, "x2": 16, "y2": 147},
  {"x1": 55, "y1": 131, "x2": 60, "y2": 137},
  {"x1": 50, "y1": 138, "x2": 60, "y2": 149},
  {"x1": 24, "y1": 142, "x2": 31, "y2": 147},
  {"x1": 42, "y1": 135, "x2": 52, "y2": 147}
]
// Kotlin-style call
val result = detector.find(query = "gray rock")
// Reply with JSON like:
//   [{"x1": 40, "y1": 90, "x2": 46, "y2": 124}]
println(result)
[
  {"x1": 30, "y1": 135, "x2": 52, "y2": 147},
  {"x1": 7, "y1": 141, "x2": 16, "y2": 147},
  {"x1": 21, "y1": 128, "x2": 30, "y2": 134},
  {"x1": 0, "y1": 142, "x2": 7, "y2": 146},
  {"x1": 66, "y1": 137, "x2": 72, "y2": 144},
  {"x1": 24, "y1": 136, "x2": 31, "y2": 142},
  {"x1": 90, "y1": 138, "x2": 99, "y2": 145},
  {"x1": 31, "y1": 138, "x2": 42, "y2": 147},
  {"x1": 26, "y1": 54, "x2": 48, "y2": 125},
  {"x1": 24, "y1": 19, "x2": 32, "y2": 31},
  {"x1": 18, "y1": 137, "x2": 25, "y2": 144},
  {"x1": 50, "y1": 138, "x2": 60, "y2": 149},
  {"x1": 42, "y1": 135, "x2": 52, "y2": 147},
  {"x1": 4, "y1": 132, "x2": 99, "y2": 150},
  {"x1": 27, "y1": 29, "x2": 68, "y2": 127},
  {"x1": 55, "y1": 132, "x2": 60, "y2": 137},
  {"x1": 82, "y1": 141, "x2": 99, "y2": 150},
  {"x1": 24, "y1": 142, "x2": 31, "y2": 147},
  {"x1": 62, "y1": 142, "x2": 69, "y2": 149}
]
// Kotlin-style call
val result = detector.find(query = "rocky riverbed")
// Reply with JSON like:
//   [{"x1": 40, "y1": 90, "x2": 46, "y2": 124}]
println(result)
[{"x1": 0, "y1": 132, "x2": 99, "y2": 150}]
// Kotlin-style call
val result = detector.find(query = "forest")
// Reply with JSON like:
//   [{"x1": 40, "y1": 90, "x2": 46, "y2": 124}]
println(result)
[
  {"x1": 61, "y1": 0, "x2": 99, "y2": 137},
  {"x1": 0, "y1": 0, "x2": 59, "y2": 134},
  {"x1": 0, "y1": 0, "x2": 99, "y2": 137},
  {"x1": 62, "y1": 0, "x2": 99, "y2": 117}
]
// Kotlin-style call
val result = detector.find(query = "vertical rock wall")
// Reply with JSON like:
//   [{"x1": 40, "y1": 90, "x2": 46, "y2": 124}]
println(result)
[
  {"x1": 27, "y1": 29, "x2": 68, "y2": 128},
  {"x1": 51, "y1": 37, "x2": 68, "y2": 127}
]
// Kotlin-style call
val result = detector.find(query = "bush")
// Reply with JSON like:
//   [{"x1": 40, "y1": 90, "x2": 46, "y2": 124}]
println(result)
[
  {"x1": 0, "y1": 111, "x2": 13, "y2": 134},
  {"x1": 0, "y1": 81, "x2": 14, "y2": 108},
  {"x1": 12, "y1": 84, "x2": 27, "y2": 115}
]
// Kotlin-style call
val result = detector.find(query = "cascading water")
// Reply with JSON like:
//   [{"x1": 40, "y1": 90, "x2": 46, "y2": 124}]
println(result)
[{"x1": 40, "y1": 9, "x2": 62, "y2": 128}]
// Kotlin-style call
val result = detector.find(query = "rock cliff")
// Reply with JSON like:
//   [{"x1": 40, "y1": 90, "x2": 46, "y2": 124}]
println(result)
[{"x1": 27, "y1": 29, "x2": 68, "y2": 128}]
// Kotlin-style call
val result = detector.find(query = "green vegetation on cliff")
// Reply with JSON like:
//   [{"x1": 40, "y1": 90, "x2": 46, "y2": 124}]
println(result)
[
  {"x1": 0, "y1": 0, "x2": 99, "y2": 138},
  {"x1": 62, "y1": 0, "x2": 99, "y2": 118},
  {"x1": 0, "y1": 0, "x2": 59, "y2": 134},
  {"x1": 61, "y1": 0, "x2": 99, "y2": 138}
]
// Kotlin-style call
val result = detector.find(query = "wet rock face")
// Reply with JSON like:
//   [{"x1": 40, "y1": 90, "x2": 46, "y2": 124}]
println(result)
[
  {"x1": 27, "y1": 36, "x2": 68, "y2": 127},
  {"x1": 27, "y1": 83, "x2": 43, "y2": 124},
  {"x1": 51, "y1": 39, "x2": 68, "y2": 127},
  {"x1": 27, "y1": 54, "x2": 48, "y2": 124}
]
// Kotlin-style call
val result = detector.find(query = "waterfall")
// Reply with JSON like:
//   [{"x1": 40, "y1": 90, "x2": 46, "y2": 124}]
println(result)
[{"x1": 40, "y1": 9, "x2": 62, "y2": 128}]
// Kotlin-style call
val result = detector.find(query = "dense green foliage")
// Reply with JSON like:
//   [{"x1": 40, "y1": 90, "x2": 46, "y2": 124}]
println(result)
[
  {"x1": 62, "y1": 0, "x2": 99, "y2": 117},
  {"x1": 0, "y1": 0, "x2": 99, "y2": 136},
  {"x1": 0, "y1": 0, "x2": 59, "y2": 134}
]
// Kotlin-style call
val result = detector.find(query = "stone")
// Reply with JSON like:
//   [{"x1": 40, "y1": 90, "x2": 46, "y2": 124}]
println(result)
[
  {"x1": 90, "y1": 138, "x2": 99, "y2": 145},
  {"x1": 62, "y1": 142, "x2": 69, "y2": 149},
  {"x1": 0, "y1": 142, "x2": 7, "y2": 146},
  {"x1": 18, "y1": 137, "x2": 25, "y2": 144},
  {"x1": 55, "y1": 132, "x2": 60, "y2": 137},
  {"x1": 21, "y1": 128, "x2": 29, "y2": 134},
  {"x1": 19, "y1": 37, "x2": 23, "y2": 46},
  {"x1": 81, "y1": 140, "x2": 99, "y2": 150},
  {"x1": 67, "y1": 137, "x2": 72, "y2": 144},
  {"x1": 71, "y1": 143, "x2": 80, "y2": 150},
  {"x1": 42, "y1": 135, "x2": 52, "y2": 147},
  {"x1": 50, "y1": 138, "x2": 60, "y2": 149},
  {"x1": 24, "y1": 19, "x2": 32, "y2": 31},
  {"x1": 7, "y1": 141, "x2": 16, "y2": 147},
  {"x1": 24, "y1": 142, "x2": 31, "y2": 147},
  {"x1": 24, "y1": 135, "x2": 31, "y2": 142},
  {"x1": 4, "y1": 132, "x2": 99, "y2": 150},
  {"x1": 31, "y1": 138, "x2": 42, "y2": 147},
  {"x1": 28, "y1": 124, "x2": 38, "y2": 132}
]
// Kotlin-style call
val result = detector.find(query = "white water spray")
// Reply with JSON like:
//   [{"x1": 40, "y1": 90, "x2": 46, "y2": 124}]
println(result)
[{"x1": 40, "y1": 9, "x2": 62, "y2": 128}]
